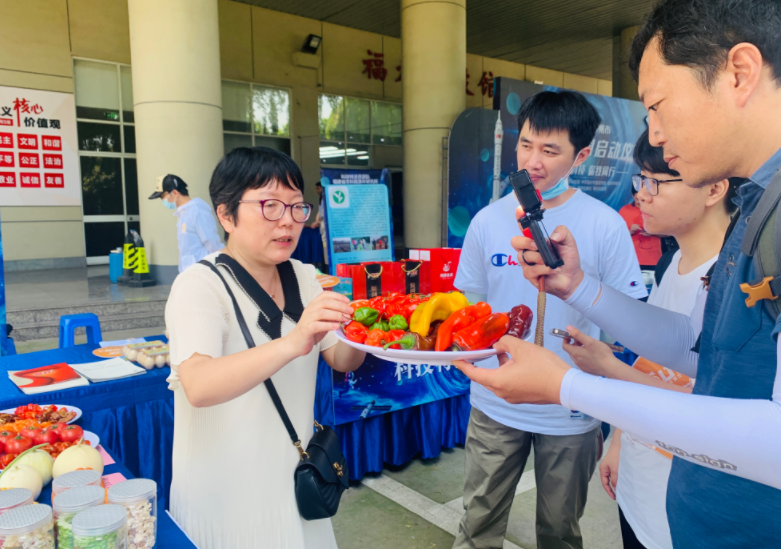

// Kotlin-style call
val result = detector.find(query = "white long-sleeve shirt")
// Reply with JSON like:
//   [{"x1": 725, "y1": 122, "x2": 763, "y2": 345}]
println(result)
[{"x1": 173, "y1": 197, "x2": 224, "y2": 273}]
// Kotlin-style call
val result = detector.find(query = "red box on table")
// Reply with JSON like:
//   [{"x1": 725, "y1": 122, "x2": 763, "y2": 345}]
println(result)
[
  {"x1": 408, "y1": 248, "x2": 462, "y2": 293},
  {"x1": 336, "y1": 262, "x2": 404, "y2": 299}
]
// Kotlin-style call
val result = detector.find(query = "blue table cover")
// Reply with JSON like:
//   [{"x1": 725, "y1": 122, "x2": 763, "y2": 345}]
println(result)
[
  {"x1": 0, "y1": 337, "x2": 174, "y2": 509},
  {"x1": 290, "y1": 227, "x2": 324, "y2": 265},
  {"x1": 38, "y1": 436, "x2": 195, "y2": 548},
  {"x1": 315, "y1": 357, "x2": 470, "y2": 481}
]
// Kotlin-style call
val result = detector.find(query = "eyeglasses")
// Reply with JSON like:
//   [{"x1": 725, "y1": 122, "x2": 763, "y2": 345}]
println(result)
[
  {"x1": 239, "y1": 199, "x2": 313, "y2": 223},
  {"x1": 632, "y1": 174, "x2": 683, "y2": 196}
]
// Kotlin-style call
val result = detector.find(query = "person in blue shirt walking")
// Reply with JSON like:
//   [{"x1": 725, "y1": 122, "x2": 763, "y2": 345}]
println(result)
[
  {"x1": 453, "y1": 1, "x2": 781, "y2": 547},
  {"x1": 149, "y1": 174, "x2": 224, "y2": 273}
]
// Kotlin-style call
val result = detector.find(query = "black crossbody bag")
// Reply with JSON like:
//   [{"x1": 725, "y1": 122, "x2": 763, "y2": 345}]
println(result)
[{"x1": 199, "y1": 256, "x2": 349, "y2": 520}]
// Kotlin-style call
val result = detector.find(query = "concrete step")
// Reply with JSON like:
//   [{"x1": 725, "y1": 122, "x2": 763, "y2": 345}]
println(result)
[{"x1": 7, "y1": 300, "x2": 167, "y2": 342}]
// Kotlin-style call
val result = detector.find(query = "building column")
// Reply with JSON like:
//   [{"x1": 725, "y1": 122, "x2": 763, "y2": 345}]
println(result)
[
  {"x1": 613, "y1": 26, "x2": 640, "y2": 101},
  {"x1": 401, "y1": 0, "x2": 466, "y2": 248},
  {"x1": 127, "y1": 0, "x2": 224, "y2": 284}
]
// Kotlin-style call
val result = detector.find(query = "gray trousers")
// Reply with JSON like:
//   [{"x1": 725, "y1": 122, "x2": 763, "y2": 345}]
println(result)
[{"x1": 453, "y1": 407, "x2": 600, "y2": 549}]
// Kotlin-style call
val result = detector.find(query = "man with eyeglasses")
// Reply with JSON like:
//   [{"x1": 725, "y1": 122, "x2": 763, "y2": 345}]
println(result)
[
  {"x1": 149, "y1": 174, "x2": 224, "y2": 273},
  {"x1": 619, "y1": 175, "x2": 678, "y2": 271}
]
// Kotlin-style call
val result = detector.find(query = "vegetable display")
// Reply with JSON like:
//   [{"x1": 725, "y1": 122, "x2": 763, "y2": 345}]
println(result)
[
  {"x1": 52, "y1": 442, "x2": 104, "y2": 478},
  {"x1": 345, "y1": 292, "x2": 533, "y2": 353}
]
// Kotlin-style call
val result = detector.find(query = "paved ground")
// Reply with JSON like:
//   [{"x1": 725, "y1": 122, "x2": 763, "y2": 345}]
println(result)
[{"x1": 333, "y1": 444, "x2": 622, "y2": 549}]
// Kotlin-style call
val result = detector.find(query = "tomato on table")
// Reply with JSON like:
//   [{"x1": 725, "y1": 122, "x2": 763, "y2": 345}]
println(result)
[
  {"x1": 34, "y1": 428, "x2": 60, "y2": 445},
  {"x1": 5, "y1": 436, "x2": 33, "y2": 455},
  {"x1": 0, "y1": 431, "x2": 15, "y2": 446},
  {"x1": 21, "y1": 426, "x2": 42, "y2": 441},
  {"x1": 0, "y1": 454, "x2": 16, "y2": 468},
  {"x1": 59, "y1": 425, "x2": 84, "y2": 443}
]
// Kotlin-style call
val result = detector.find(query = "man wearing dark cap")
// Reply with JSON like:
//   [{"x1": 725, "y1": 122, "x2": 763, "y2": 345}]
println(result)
[{"x1": 149, "y1": 174, "x2": 224, "y2": 273}]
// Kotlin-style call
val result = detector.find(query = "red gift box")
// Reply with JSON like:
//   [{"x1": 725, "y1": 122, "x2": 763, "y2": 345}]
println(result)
[
  {"x1": 408, "y1": 248, "x2": 462, "y2": 293},
  {"x1": 336, "y1": 262, "x2": 404, "y2": 299}
]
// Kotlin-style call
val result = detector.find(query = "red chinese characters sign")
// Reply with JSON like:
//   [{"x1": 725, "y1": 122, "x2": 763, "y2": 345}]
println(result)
[
  {"x1": 365, "y1": 58, "x2": 496, "y2": 98},
  {"x1": 0, "y1": 85, "x2": 79, "y2": 205}
]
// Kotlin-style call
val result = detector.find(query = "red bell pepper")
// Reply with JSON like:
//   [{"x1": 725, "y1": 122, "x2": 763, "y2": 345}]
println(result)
[
  {"x1": 369, "y1": 296, "x2": 387, "y2": 319},
  {"x1": 344, "y1": 321, "x2": 369, "y2": 344},
  {"x1": 383, "y1": 329, "x2": 406, "y2": 349},
  {"x1": 452, "y1": 313, "x2": 510, "y2": 351},
  {"x1": 365, "y1": 329, "x2": 386, "y2": 347},
  {"x1": 435, "y1": 302, "x2": 492, "y2": 351}
]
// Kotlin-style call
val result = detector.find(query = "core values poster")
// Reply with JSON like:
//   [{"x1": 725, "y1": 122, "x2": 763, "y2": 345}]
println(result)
[
  {"x1": 0, "y1": 86, "x2": 80, "y2": 206},
  {"x1": 322, "y1": 168, "x2": 394, "y2": 274}
]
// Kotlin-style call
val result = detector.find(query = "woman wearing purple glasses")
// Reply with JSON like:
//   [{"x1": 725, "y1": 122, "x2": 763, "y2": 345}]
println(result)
[{"x1": 165, "y1": 147, "x2": 365, "y2": 549}]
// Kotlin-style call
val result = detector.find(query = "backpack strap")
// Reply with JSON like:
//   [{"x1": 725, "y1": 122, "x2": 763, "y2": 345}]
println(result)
[
  {"x1": 654, "y1": 249, "x2": 678, "y2": 287},
  {"x1": 739, "y1": 168, "x2": 781, "y2": 317}
]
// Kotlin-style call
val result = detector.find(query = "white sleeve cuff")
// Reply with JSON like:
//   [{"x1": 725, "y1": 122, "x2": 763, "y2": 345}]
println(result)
[
  {"x1": 564, "y1": 273, "x2": 602, "y2": 314},
  {"x1": 559, "y1": 368, "x2": 588, "y2": 408}
]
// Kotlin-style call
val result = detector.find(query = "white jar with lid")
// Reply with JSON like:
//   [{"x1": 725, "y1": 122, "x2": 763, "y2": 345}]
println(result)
[
  {"x1": 52, "y1": 470, "x2": 102, "y2": 499},
  {"x1": 0, "y1": 488, "x2": 34, "y2": 517},
  {"x1": 0, "y1": 503, "x2": 55, "y2": 549},
  {"x1": 72, "y1": 504, "x2": 128, "y2": 549},
  {"x1": 53, "y1": 485, "x2": 106, "y2": 549},
  {"x1": 107, "y1": 479, "x2": 156, "y2": 549}
]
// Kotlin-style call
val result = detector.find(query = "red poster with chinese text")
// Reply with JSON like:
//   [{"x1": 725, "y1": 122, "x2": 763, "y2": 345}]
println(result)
[
  {"x1": 18, "y1": 152, "x2": 38, "y2": 168},
  {"x1": 44, "y1": 173, "x2": 64, "y2": 188},
  {"x1": 0, "y1": 152, "x2": 14, "y2": 167},
  {"x1": 0, "y1": 172, "x2": 15, "y2": 187},
  {"x1": 20, "y1": 173, "x2": 41, "y2": 188},
  {"x1": 17, "y1": 133, "x2": 38, "y2": 149},
  {"x1": 0, "y1": 132, "x2": 12, "y2": 148},
  {"x1": 42, "y1": 135, "x2": 62, "y2": 151},
  {"x1": 43, "y1": 153, "x2": 63, "y2": 169}
]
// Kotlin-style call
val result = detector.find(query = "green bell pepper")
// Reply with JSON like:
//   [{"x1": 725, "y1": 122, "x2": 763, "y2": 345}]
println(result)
[
  {"x1": 370, "y1": 320, "x2": 390, "y2": 332},
  {"x1": 353, "y1": 307, "x2": 379, "y2": 327},
  {"x1": 389, "y1": 314, "x2": 409, "y2": 331}
]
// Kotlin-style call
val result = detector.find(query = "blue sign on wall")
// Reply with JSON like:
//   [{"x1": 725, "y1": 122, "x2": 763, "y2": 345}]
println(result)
[{"x1": 321, "y1": 168, "x2": 394, "y2": 274}]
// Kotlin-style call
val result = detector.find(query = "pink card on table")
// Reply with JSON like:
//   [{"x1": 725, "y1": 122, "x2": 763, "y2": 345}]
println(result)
[
  {"x1": 102, "y1": 472, "x2": 126, "y2": 489},
  {"x1": 97, "y1": 445, "x2": 115, "y2": 465}
]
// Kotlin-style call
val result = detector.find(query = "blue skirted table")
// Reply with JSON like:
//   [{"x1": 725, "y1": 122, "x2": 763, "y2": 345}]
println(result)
[
  {"x1": 315, "y1": 357, "x2": 471, "y2": 481},
  {"x1": 0, "y1": 337, "x2": 174, "y2": 510}
]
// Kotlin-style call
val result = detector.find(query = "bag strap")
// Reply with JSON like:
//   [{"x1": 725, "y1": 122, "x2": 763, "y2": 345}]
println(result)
[
  {"x1": 198, "y1": 260, "x2": 304, "y2": 454},
  {"x1": 740, "y1": 168, "x2": 781, "y2": 318},
  {"x1": 654, "y1": 249, "x2": 677, "y2": 287}
]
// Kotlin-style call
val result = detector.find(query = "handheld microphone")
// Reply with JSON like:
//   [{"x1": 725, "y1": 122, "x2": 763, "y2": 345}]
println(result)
[{"x1": 509, "y1": 169, "x2": 564, "y2": 269}]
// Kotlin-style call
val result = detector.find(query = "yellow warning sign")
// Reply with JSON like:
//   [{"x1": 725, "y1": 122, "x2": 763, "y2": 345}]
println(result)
[
  {"x1": 123, "y1": 243, "x2": 135, "y2": 269},
  {"x1": 134, "y1": 247, "x2": 150, "y2": 274}
]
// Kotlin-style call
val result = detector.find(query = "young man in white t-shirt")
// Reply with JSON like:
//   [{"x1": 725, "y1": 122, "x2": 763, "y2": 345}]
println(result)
[
  {"x1": 453, "y1": 91, "x2": 647, "y2": 549},
  {"x1": 561, "y1": 130, "x2": 743, "y2": 549}
]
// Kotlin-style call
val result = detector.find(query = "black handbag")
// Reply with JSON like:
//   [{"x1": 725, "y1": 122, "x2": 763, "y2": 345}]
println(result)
[{"x1": 199, "y1": 257, "x2": 349, "y2": 520}]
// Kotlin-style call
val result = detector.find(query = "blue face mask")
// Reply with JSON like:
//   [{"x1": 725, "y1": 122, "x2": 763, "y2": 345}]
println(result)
[
  {"x1": 540, "y1": 177, "x2": 570, "y2": 200},
  {"x1": 162, "y1": 197, "x2": 176, "y2": 210},
  {"x1": 539, "y1": 157, "x2": 579, "y2": 200}
]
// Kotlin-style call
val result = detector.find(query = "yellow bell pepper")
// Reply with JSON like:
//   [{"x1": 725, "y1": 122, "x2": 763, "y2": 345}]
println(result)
[{"x1": 409, "y1": 292, "x2": 470, "y2": 336}]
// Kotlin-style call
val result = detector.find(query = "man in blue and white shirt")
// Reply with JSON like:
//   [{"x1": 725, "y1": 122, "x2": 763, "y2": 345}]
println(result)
[
  {"x1": 149, "y1": 174, "x2": 224, "y2": 273},
  {"x1": 453, "y1": 91, "x2": 646, "y2": 549}
]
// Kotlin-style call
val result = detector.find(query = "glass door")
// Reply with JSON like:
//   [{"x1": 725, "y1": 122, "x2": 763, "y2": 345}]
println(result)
[{"x1": 74, "y1": 59, "x2": 138, "y2": 265}]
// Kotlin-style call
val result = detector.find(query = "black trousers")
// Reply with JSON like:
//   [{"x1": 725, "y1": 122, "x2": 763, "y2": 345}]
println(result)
[{"x1": 619, "y1": 507, "x2": 648, "y2": 549}]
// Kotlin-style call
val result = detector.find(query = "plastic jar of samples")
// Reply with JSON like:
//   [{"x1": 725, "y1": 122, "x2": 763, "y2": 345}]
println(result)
[
  {"x1": 52, "y1": 470, "x2": 103, "y2": 499},
  {"x1": 71, "y1": 504, "x2": 128, "y2": 549},
  {"x1": 0, "y1": 488, "x2": 34, "y2": 517},
  {"x1": 53, "y1": 485, "x2": 107, "y2": 549},
  {"x1": 0, "y1": 503, "x2": 55, "y2": 549},
  {"x1": 107, "y1": 479, "x2": 156, "y2": 549}
]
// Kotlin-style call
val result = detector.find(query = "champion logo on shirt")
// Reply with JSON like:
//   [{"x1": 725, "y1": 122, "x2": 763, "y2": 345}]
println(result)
[
  {"x1": 630, "y1": 281, "x2": 641, "y2": 287},
  {"x1": 491, "y1": 253, "x2": 521, "y2": 267}
]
